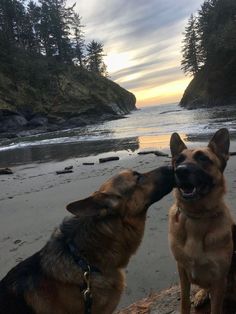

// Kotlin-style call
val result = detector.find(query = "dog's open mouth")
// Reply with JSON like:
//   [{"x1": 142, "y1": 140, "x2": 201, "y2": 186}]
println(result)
[{"x1": 179, "y1": 184, "x2": 197, "y2": 199}]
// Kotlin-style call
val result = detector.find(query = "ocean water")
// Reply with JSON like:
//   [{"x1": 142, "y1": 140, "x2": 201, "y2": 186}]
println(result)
[{"x1": 1, "y1": 103, "x2": 236, "y2": 166}]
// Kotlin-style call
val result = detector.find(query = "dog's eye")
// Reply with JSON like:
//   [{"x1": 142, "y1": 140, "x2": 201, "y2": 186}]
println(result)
[
  {"x1": 194, "y1": 152, "x2": 212, "y2": 164},
  {"x1": 175, "y1": 154, "x2": 185, "y2": 165}
]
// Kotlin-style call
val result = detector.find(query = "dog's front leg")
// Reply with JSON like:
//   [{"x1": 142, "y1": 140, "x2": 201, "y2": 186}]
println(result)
[
  {"x1": 178, "y1": 264, "x2": 191, "y2": 314},
  {"x1": 210, "y1": 278, "x2": 227, "y2": 314}
]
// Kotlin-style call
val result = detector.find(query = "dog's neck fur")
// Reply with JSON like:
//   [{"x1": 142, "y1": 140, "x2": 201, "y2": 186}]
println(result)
[{"x1": 40, "y1": 213, "x2": 146, "y2": 282}]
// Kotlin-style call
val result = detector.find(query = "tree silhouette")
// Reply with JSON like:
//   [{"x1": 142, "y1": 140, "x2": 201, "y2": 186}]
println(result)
[
  {"x1": 86, "y1": 40, "x2": 107, "y2": 76},
  {"x1": 181, "y1": 14, "x2": 200, "y2": 75}
]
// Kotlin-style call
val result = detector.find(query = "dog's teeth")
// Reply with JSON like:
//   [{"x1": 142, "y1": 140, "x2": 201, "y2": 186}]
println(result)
[{"x1": 180, "y1": 186, "x2": 197, "y2": 197}]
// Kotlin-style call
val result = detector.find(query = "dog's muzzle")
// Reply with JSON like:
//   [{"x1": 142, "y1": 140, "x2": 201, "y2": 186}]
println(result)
[{"x1": 175, "y1": 163, "x2": 214, "y2": 200}]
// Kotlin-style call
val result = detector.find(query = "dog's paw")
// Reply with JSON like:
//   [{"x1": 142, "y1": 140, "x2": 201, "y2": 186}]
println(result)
[{"x1": 193, "y1": 289, "x2": 210, "y2": 308}]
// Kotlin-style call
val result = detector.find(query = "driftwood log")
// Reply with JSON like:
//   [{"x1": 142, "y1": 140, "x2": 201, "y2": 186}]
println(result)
[
  {"x1": 83, "y1": 162, "x2": 95, "y2": 165},
  {"x1": 99, "y1": 156, "x2": 120, "y2": 163},
  {"x1": 137, "y1": 150, "x2": 169, "y2": 157},
  {"x1": 116, "y1": 285, "x2": 236, "y2": 314},
  {"x1": 0, "y1": 168, "x2": 13, "y2": 175}
]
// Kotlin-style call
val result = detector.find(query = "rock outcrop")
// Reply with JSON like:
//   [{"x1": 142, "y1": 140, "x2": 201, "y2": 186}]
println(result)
[
  {"x1": 180, "y1": 68, "x2": 236, "y2": 109},
  {"x1": 0, "y1": 67, "x2": 136, "y2": 137}
]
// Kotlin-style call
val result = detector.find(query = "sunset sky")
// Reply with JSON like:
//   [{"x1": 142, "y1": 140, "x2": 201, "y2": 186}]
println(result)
[{"x1": 67, "y1": 0, "x2": 203, "y2": 107}]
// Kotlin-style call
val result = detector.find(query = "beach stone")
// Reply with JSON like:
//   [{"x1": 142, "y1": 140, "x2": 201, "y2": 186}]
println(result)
[
  {"x1": 28, "y1": 116, "x2": 48, "y2": 127},
  {"x1": 0, "y1": 115, "x2": 28, "y2": 131},
  {"x1": 65, "y1": 116, "x2": 87, "y2": 127},
  {"x1": 0, "y1": 168, "x2": 13, "y2": 175}
]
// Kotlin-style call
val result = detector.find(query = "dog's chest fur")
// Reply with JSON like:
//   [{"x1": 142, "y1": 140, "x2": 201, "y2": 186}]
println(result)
[{"x1": 169, "y1": 206, "x2": 233, "y2": 287}]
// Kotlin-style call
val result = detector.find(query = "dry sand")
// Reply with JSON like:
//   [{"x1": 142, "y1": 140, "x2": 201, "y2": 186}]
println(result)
[{"x1": 0, "y1": 152, "x2": 236, "y2": 310}]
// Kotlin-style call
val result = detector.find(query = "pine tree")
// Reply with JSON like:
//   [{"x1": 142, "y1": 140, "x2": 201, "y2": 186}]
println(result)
[
  {"x1": 39, "y1": 0, "x2": 56, "y2": 56},
  {"x1": 86, "y1": 40, "x2": 107, "y2": 76},
  {"x1": 39, "y1": 0, "x2": 72, "y2": 60},
  {"x1": 181, "y1": 14, "x2": 200, "y2": 75},
  {"x1": 26, "y1": 1, "x2": 41, "y2": 53},
  {"x1": 71, "y1": 12, "x2": 85, "y2": 67}
]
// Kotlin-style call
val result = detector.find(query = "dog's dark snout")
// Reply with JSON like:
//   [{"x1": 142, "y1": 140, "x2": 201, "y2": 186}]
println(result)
[{"x1": 175, "y1": 164, "x2": 190, "y2": 178}]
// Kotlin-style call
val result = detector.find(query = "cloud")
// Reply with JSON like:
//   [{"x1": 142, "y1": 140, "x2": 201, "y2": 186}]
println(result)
[{"x1": 67, "y1": 0, "x2": 203, "y2": 106}]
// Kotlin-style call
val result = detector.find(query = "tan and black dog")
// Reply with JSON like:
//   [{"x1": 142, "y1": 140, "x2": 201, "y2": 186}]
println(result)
[
  {"x1": 169, "y1": 128, "x2": 235, "y2": 314},
  {"x1": 0, "y1": 166, "x2": 174, "y2": 314}
]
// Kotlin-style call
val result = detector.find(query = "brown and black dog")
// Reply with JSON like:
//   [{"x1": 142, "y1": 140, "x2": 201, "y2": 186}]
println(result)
[
  {"x1": 169, "y1": 128, "x2": 235, "y2": 314},
  {"x1": 0, "y1": 166, "x2": 174, "y2": 314}
]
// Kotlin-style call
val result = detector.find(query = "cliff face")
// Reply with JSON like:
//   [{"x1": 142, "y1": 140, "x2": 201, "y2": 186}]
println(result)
[
  {"x1": 180, "y1": 67, "x2": 236, "y2": 109},
  {"x1": 0, "y1": 65, "x2": 136, "y2": 136}
]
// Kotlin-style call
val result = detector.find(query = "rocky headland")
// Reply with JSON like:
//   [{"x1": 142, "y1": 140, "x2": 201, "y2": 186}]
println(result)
[
  {"x1": 180, "y1": 68, "x2": 236, "y2": 109},
  {"x1": 0, "y1": 66, "x2": 136, "y2": 140}
]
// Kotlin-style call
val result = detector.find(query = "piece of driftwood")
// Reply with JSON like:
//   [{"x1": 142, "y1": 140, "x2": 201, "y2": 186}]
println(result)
[
  {"x1": 138, "y1": 150, "x2": 169, "y2": 157},
  {"x1": 64, "y1": 165, "x2": 73, "y2": 170},
  {"x1": 83, "y1": 162, "x2": 95, "y2": 166},
  {"x1": 116, "y1": 285, "x2": 236, "y2": 314},
  {"x1": 56, "y1": 170, "x2": 73, "y2": 175},
  {"x1": 230, "y1": 152, "x2": 236, "y2": 156},
  {"x1": 99, "y1": 156, "x2": 120, "y2": 163},
  {"x1": 0, "y1": 168, "x2": 13, "y2": 175},
  {"x1": 154, "y1": 152, "x2": 169, "y2": 157}
]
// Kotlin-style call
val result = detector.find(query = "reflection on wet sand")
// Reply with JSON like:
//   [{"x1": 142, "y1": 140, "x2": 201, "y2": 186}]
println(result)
[
  {"x1": 0, "y1": 137, "x2": 139, "y2": 167},
  {"x1": 0, "y1": 133, "x2": 190, "y2": 167},
  {"x1": 138, "y1": 133, "x2": 187, "y2": 150}
]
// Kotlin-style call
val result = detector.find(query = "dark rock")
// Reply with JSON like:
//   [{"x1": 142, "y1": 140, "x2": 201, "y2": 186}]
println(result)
[
  {"x1": 0, "y1": 115, "x2": 28, "y2": 131},
  {"x1": 28, "y1": 116, "x2": 48, "y2": 127},
  {"x1": 65, "y1": 116, "x2": 87, "y2": 127},
  {"x1": 0, "y1": 109, "x2": 19, "y2": 117},
  {"x1": 180, "y1": 69, "x2": 236, "y2": 109},
  {"x1": 47, "y1": 115, "x2": 65, "y2": 125},
  {"x1": 0, "y1": 132, "x2": 18, "y2": 139},
  {"x1": 0, "y1": 168, "x2": 13, "y2": 175}
]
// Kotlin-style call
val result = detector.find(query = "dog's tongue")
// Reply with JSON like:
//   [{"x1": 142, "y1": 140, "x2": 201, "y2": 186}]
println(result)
[{"x1": 180, "y1": 186, "x2": 196, "y2": 197}]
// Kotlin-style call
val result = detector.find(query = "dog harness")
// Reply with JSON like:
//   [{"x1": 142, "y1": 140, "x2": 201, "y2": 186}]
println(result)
[{"x1": 68, "y1": 242, "x2": 101, "y2": 314}]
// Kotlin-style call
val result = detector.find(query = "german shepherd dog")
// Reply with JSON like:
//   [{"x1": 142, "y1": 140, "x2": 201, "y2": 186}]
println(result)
[
  {"x1": 0, "y1": 166, "x2": 174, "y2": 314},
  {"x1": 169, "y1": 128, "x2": 235, "y2": 314}
]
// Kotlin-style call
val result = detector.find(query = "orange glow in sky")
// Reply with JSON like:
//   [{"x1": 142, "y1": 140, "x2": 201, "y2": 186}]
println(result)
[{"x1": 132, "y1": 77, "x2": 192, "y2": 107}]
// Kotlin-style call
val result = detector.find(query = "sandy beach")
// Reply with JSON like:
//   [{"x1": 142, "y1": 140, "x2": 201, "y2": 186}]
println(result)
[{"x1": 1, "y1": 150, "x2": 236, "y2": 310}]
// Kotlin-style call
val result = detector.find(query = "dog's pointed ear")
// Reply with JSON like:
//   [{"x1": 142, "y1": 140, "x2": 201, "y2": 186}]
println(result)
[
  {"x1": 66, "y1": 192, "x2": 121, "y2": 218},
  {"x1": 170, "y1": 133, "x2": 187, "y2": 157},
  {"x1": 208, "y1": 128, "x2": 230, "y2": 166}
]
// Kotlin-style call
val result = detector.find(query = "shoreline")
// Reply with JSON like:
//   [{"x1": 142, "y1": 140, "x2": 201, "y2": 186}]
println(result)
[{"x1": 1, "y1": 149, "x2": 236, "y2": 309}]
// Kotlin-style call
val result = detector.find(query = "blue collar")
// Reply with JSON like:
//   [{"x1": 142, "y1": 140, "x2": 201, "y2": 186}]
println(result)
[{"x1": 67, "y1": 242, "x2": 101, "y2": 274}]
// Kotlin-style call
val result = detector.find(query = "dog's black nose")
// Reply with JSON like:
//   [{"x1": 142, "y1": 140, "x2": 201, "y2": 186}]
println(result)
[{"x1": 175, "y1": 164, "x2": 190, "y2": 178}]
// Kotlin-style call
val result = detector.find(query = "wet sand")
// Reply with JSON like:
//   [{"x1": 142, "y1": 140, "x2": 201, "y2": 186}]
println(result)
[{"x1": 0, "y1": 152, "x2": 236, "y2": 309}]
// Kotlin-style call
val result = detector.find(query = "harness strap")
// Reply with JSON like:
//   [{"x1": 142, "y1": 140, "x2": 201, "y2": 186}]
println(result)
[{"x1": 67, "y1": 242, "x2": 101, "y2": 314}]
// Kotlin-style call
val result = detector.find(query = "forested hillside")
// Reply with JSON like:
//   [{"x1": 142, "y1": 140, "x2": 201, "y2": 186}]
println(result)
[
  {"x1": 0, "y1": 0, "x2": 136, "y2": 135},
  {"x1": 180, "y1": 0, "x2": 236, "y2": 108}
]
